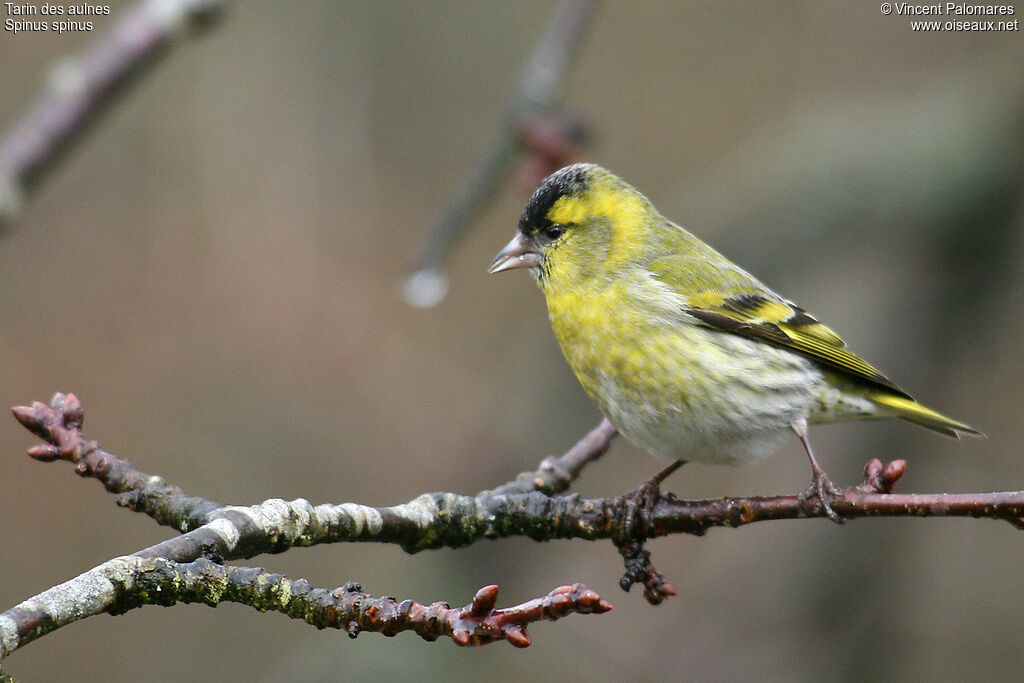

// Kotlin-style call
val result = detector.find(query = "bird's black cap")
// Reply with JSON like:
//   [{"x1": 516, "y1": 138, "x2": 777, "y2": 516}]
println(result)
[{"x1": 518, "y1": 163, "x2": 592, "y2": 239}]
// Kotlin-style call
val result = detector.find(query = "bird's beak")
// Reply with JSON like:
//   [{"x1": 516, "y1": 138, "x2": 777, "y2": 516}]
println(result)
[{"x1": 488, "y1": 233, "x2": 542, "y2": 273}]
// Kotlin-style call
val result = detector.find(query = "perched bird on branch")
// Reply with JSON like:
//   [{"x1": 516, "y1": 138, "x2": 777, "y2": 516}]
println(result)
[{"x1": 489, "y1": 163, "x2": 981, "y2": 521}]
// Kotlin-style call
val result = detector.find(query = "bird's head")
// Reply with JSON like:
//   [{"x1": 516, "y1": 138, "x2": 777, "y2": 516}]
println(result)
[{"x1": 488, "y1": 163, "x2": 659, "y2": 287}]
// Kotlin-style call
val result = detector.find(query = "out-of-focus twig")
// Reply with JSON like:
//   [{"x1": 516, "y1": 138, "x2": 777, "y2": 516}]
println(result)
[
  {"x1": 402, "y1": 0, "x2": 597, "y2": 308},
  {"x1": 0, "y1": 0, "x2": 228, "y2": 229}
]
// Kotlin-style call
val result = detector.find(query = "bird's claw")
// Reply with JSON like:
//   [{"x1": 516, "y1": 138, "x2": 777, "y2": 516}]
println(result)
[
  {"x1": 620, "y1": 480, "x2": 660, "y2": 542},
  {"x1": 618, "y1": 460, "x2": 685, "y2": 541},
  {"x1": 799, "y1": 469, "x2": 845, "y2": 524}
]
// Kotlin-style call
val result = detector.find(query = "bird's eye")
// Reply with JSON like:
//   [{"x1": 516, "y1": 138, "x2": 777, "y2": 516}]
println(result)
[{"x1": 545, "y1": 225, "x2": 566, "y2": 241}]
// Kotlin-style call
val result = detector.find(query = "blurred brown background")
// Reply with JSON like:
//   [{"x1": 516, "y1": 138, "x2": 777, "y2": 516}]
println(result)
[{"x1": 2, "y1": 1, "x2": 1023, "y2": 680}]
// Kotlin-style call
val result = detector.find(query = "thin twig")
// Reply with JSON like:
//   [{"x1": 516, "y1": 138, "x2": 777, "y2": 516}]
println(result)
[
  {"x1": 488, "y1": 417, "x2": 617, "y2": 496},
  {"x1": 11, "y1": 393, "x2": 223, "y2": 531}
]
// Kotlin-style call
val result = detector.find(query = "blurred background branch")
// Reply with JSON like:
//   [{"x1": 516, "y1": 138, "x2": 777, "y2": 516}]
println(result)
[
  {"x1": 0, "y1": 0, "x2": 226, "y2": 229},
  {"x1": 401, "y1": 0, "x2": 596, "y2": 308}
]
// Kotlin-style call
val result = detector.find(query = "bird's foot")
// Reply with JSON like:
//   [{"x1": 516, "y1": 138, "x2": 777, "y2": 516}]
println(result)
[
  {"x1": 615, "y1": 460, "x2": 684, "y2": 605},
  {"x1": 798, "y1": 466, "x2": 845, "y2": 524},
  {"x1": 619, "y1": 460, "x2": 684, "y2": 542}
]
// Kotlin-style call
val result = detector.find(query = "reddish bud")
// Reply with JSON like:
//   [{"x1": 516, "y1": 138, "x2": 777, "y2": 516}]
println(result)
[
  {"x1": 470, "y1": 585, "x2": 499, "y2": 616},
  {"x1": 63, "y1": 393, "x2": 83, "y2": 426},
  {"x1": 11, "y1": 405, "x2": 36, "y2": 428},
  {"x1": 27, "y1": 444, "x2": 59, "y2": 461},
  {"x1": 451, "y1": 628, "x2": 471, "y2": 646},
  {"x1": 505, "y1": 626, "x2": 531, "y2": 648}
]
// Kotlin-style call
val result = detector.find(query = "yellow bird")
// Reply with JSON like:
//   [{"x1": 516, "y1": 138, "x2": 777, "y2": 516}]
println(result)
[{"x1": 489, "y1": 163, "x2": 981, "y2": 520}]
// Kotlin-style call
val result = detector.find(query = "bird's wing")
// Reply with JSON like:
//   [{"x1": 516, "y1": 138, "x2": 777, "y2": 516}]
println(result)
[{"x1": 647, "y1": 254, "x2": 911, "y2": 397}]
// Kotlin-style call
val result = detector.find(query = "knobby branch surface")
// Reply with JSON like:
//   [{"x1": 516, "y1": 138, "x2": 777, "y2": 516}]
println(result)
[
  {"x1": 402, "y1": 0, "x2": 596, "y2": 308},
  {"x1": 1, "y1": 555, "x2": 610, "y2": 658},
  {"x1": 0, "y1": 0, "x2": 227, "y2": 228},
  {"x1": 4, "y1": 392, "x2": 1024, "y2": 663},
  {"x1": 487, "y1": 417, "x2": 618, "y2": 497},
  {"x1": 1, "y1": 394, "x2": 621, "y2": 661}
]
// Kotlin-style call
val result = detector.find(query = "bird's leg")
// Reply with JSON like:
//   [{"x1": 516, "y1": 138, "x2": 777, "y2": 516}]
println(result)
[
  {"x1": 791, "y1": 421, "x2": 844, "y2": 524},
  {"x1": 647, "y1": 458, "x2": 686, "y2": 489},
  {"x1": 621, "y1": 459, "x2": 685, "y2": 540}
]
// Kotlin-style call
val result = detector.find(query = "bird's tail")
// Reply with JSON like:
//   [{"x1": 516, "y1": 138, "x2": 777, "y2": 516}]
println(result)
[{"x1": 872, "y1": 393, "x2": 984, "y2": 439}]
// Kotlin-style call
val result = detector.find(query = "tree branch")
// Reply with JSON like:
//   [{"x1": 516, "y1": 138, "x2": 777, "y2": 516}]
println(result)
[
  {"x1": 0, "y1": 555, "x2": 610, "y2": 657},
  {"x1": 17, "y1": 394, "x2": 1024, "y2": 546},
  {"x1": 486, "y1": 417, "x2": 618, "y2": 496},
  {"x1": 5, "y1": 392, "x2": 1023, "y2": 662}
]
